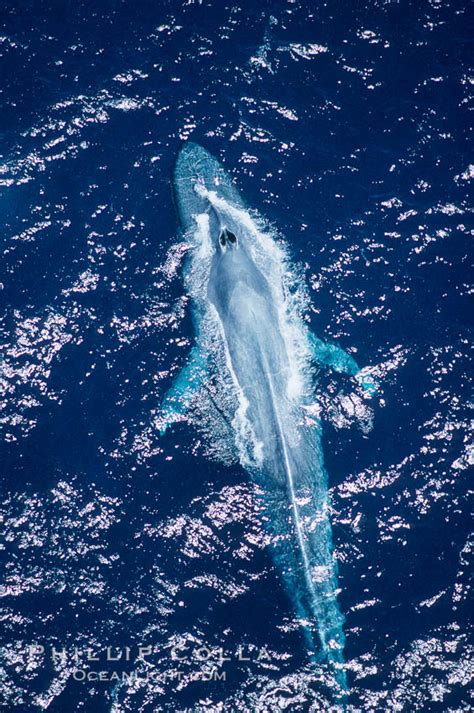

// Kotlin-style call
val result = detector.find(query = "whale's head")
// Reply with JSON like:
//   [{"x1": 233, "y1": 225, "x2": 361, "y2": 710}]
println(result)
[
  {"x1": 173, "y1": 142, "x2": 245, "y2": 237},
  {"x1": 174, "y1": 143, "x2": 272, "y2": 313},
  {"x1": 189, "y1": 179, "x2": 242, "y2": 258}
]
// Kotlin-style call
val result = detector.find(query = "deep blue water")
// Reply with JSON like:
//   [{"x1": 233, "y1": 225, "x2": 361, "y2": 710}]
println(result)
[{"x1": 1, "y1": 1, "x2": 472, "y2": 711}]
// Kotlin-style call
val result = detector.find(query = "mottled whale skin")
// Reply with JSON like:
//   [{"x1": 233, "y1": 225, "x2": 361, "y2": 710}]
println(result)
[{"x1": 161, "y1": 142, "x2": 375, "y2": 698}]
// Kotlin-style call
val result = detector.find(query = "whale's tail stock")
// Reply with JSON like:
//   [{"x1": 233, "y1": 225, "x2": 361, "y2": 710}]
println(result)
[{"x1": 253, "y1": 424, "x2": 349, "y2": 700}]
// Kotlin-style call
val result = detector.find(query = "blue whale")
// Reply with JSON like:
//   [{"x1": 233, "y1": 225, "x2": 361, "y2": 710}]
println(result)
[{"x1": 160, "y1": 142, "x2": 375, "y2": 697}]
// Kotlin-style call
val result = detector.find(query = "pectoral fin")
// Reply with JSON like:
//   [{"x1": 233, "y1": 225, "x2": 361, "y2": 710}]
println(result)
[
  {"x1": 356, "y1": 369, "x2": 379, "y2": 397},
  {"x1": 309, "y1": 332, "x2": 359, "y2": 376},
  {"x1": 309, "y1": 331, "x2": 378, "y2": 396},
  {"x1": 157, "y1": 345, "x2": 208, "y2": 434}
]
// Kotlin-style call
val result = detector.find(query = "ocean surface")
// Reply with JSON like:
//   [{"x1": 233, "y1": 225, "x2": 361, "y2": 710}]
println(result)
[{"x1": 1, "y1": 1, "x2": 472, "y2": 711}]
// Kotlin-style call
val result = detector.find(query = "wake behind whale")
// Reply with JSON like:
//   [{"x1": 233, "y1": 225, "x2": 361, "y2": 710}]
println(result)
[{"x1": 159, "y1": 142, "x2": 375, "y2": 698}]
